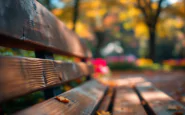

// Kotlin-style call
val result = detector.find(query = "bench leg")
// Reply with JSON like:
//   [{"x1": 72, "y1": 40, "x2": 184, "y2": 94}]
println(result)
[
  {"x1": 81, "y1": 58, "x2": 91, "y2": 81},
  {"x1": 44, "y1": 87, "x2": 62, "y2": 99},
  {"x1": 35, "y1": 51, "x2": 62, "y2": 99}
]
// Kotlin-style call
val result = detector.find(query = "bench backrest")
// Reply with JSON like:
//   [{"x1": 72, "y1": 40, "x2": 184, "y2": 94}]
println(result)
[{"x1": 0, "y1": 0, "x2": 95, "y2": 111}]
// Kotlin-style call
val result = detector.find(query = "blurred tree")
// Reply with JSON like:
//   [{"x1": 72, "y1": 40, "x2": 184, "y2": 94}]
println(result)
[
  {"x1": 43, "y1": 0, "x2": 184, "y2": 60},
  {"x1": 136, "y1": 0, "x2": 164, "y2": 61}
]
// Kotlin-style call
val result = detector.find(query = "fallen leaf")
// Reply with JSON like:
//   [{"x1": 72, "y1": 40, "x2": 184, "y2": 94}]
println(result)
[
  {"x1": 55, "y1": 96, "x2": 70, "y2": 103},
  {"x1": 148, "y1": 87, "x2": 155, "y2": 91},
  {"x1": 141, "y1": 100, "x2": 146, "y2": 105},
  {"x1": 168, "y1": 104, "x2": 182, "y2": 111},
  {"x1": 96, "y1": 110, "x2": 111, "y2": 115},
  {"x1": 122, "y1": 107, "x2": 133, "y2": 112}
]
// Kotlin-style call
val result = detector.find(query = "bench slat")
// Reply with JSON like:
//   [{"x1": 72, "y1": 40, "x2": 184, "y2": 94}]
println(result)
[
  {"x1": 0, "y1": 0, "x2": 91, "y2": 58},
  {"x1": 113, "y1": 87, "x2": 147, "y2": 115},
  {"x1": 15, "y1": 80, "x2": 107, "y2": 115},
  {"x1": 136, "y1": 81, "x2": 185, "y2": 115},
  {"x1": 0, "y1": 56, "x2": 93, "y2": 103},
  {"x1": 97, "y1": 88, "x2": 113, "y2": 112}
]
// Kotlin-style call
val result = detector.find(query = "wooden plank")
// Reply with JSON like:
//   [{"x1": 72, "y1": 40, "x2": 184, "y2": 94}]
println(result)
[
  {"x1": 15, "y1": 80, "x2": 107, "y2": 115},
  {"x1": 97, "y1": 88, "x2": 113, "y2": 111},
  {"x1": 136, "y1": 81, "x2": 185, "y2": 115},
  {"x1": 113, "y1": 87, "x2": 147, "y2": 115},
  {"x1": 0, "y1": 56, "x2": 93, "y2": 103},
  {"x1": 35, "y1": 51, "x2": 62, "y2": 99},
  {"x1": 0, "y1": 0, "x2": 91, "y2": 58}
]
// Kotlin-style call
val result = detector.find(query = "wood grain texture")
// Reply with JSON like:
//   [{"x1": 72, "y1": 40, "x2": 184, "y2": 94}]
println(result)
[
  {"x1": 136, "y1": 81, "x2": 185, "y2": 115},
  {"x1": 0, "y1": 0, "x2": 91, "y2": 58},
  {"x1": 15, "y1": 80, "x2": 107, "y2": 115},
  {"x1": 113, "y1": 87, "x2": 147, "y2": 115},
  {"x1": 97, "y1": 88, "x2": 113, "y2": 111},
  {"x1": 0, "y1": 56, "x2": 93, "y2": 103}
]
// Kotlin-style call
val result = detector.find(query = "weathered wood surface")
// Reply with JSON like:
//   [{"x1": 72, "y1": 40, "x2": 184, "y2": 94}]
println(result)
[
  {"x1": 0, "y1": 0, "x2": 91, "y2": 58},
  {"x1": 97, "y1": 88, "x2": 113, "y2": 111},
  {"x1": 0, "y1": 56, "x2": 93, "y2": 103},
  {"x1": 15, "y1": 80, "x2": 107, "y2": 115},
  {"x1": 136, "y1": 81, "x2": 185, "y2": 115},
  {"x1": 113, "y1": 87, "x2": 147, "y2": 115}
]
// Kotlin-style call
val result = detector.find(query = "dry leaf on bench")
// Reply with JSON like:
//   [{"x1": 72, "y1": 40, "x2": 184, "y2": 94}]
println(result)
[
  {"x1": 55, "y1": 96, "x2": 70, "y2": 103},
  {"x1": 167, "y1": 104, "x2": 182, "y2": 110},
  {"x1": 96, "y1": 110, "x2": 111, "y2": 115}
]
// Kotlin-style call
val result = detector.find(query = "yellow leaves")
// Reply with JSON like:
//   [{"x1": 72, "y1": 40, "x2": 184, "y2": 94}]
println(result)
[
  {"x1": 136, "y1": 58, "x2": 153, "y2": 67},
  {"x1": 174, "y1": 18, "x2": 184, "y2": 29},
  {"x1": 86, "y1": 10, "x2": 97, "y2": 18},
  {"x1": 119, "y1": 0, "x2": 136, "y2": 5},
  {"x1": 50, "y1": 0, "x2": 183, "y2": 42},
  {"x1": 91, "y1": 0, "x2": 101, "y2": 8},
  {"x1": 52, "y1": 9, "x2": 63, "y2": 16},
  {"x1": 76, "y1": 22, "x2": 95, "y2": 40},
  {"x1": 127, "y1": 7, "x2": 140, "y2": 17},
  {"x1": 171, "y1": 1, "x2": 185, "y2": 17},
  {"x1": 119, "y1": 12, "x2": 127, "y2": 21},
  {"x1": 104, "y1": 14, "x2": 117, "y2": 28},
  {"x1": 66, "y1": 21, "x2": 73, "y2": 30},
  {"x1": 134, "y1": 22, "x2": 149, "y2": 39},
  {"x1": 123, "y1": 22, "x2": 133, "y2": 30},
  {"x1": 119, "y1": 0, "x2": 127, "y2": 4},
  {"x1": 152, "y1": 3, "x2": 158, "y2": 10},
  {"x1": 86, "y1": 9, "x2": 106, "y2": 18},
  {"x1": 157, "y1": 18, "x2": 184, "y2": 38},
  {"x1": 76, "y1": 22, "x2": 89, "y2": 37}
]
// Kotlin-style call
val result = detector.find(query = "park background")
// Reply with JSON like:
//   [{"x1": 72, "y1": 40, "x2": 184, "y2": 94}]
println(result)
[{"x1": 0, "y1": 0, "x2": 185, "y2": 114}]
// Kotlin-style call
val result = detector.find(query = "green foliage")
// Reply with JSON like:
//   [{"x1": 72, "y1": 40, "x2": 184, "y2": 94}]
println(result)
[
  {"x1": 108, "y1": 62, "x2": 163, "y2": 71},
  {"x1": 54, "y1": 54, "x2": 74, "y2": 62},
  {"x1": 108, "y1": 62, "x2": 139, "y2": 71},
  {"x1": 0, "y1": 47, "x2": 35, "y2": 57},
  {"x1": 172, "y1": 65, "x2": 185, "y2": 70},
  {"x1": 1, "y1": 91, "x2": 44, "y2": 114}
]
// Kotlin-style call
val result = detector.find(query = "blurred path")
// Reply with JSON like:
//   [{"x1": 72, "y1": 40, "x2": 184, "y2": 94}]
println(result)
[{"x1": 111, "y1": 71, "x2": 185, "y2": 105}]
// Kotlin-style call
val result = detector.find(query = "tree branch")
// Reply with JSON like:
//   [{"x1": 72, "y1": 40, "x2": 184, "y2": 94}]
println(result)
[
  {"x1": 148, "y1": 0, "x2": 152, "y2": 11},
  {"x1": 136, "y1": 0, "x2": 148, "y2": 20},
  {"x1": 144, "y1": 0, "x2": 152, "y2": 12},
  {"x1": 136, "y1": 0, "x2": 152, "y2": 26},
  {"x1": 153, "y1": 0, "x2": 164, "y2": 26}
]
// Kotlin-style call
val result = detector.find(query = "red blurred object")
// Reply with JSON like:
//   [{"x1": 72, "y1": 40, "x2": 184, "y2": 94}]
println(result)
[
  {"x1": 91, "y1": 58, "x2": 109, "y2": 76},
  {"x1": 91, "y1": 58, "x2": 107, "y2": 67}
]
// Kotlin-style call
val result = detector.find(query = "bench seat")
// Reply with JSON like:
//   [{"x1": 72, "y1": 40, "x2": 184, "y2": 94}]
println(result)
[
  {"x1": 113, "y1": 87, "x2": 147, "y2": 115},
  {"x1": 15, "y1": 80, "x2": 107, "y2": 115},
  {"x1": 136, "y1": 81, "x2": 185, "y2": 115}
]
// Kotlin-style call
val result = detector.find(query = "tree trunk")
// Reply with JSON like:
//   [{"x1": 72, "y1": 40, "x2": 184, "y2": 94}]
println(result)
[
  {"x1": 73, "y1": 0, "x2": 80, "y2": 31},
  {"x1": 94, "y1": 31, "x2": 105, "y2": 58},
  {"x1": 148, "y1": 28, "x2": 156, "y2": 62}
]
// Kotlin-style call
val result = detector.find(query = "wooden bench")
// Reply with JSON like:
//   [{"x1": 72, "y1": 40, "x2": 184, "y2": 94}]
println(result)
[
  {"x1": 117, "y1": 76, "x2": 185, "y2": 115},
  {"x1": 0, "y1": 0, "x2": 185, "y2": 115},
  {"x1": 0, "y1": 0, "x2": 107, "y2": 114}
]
